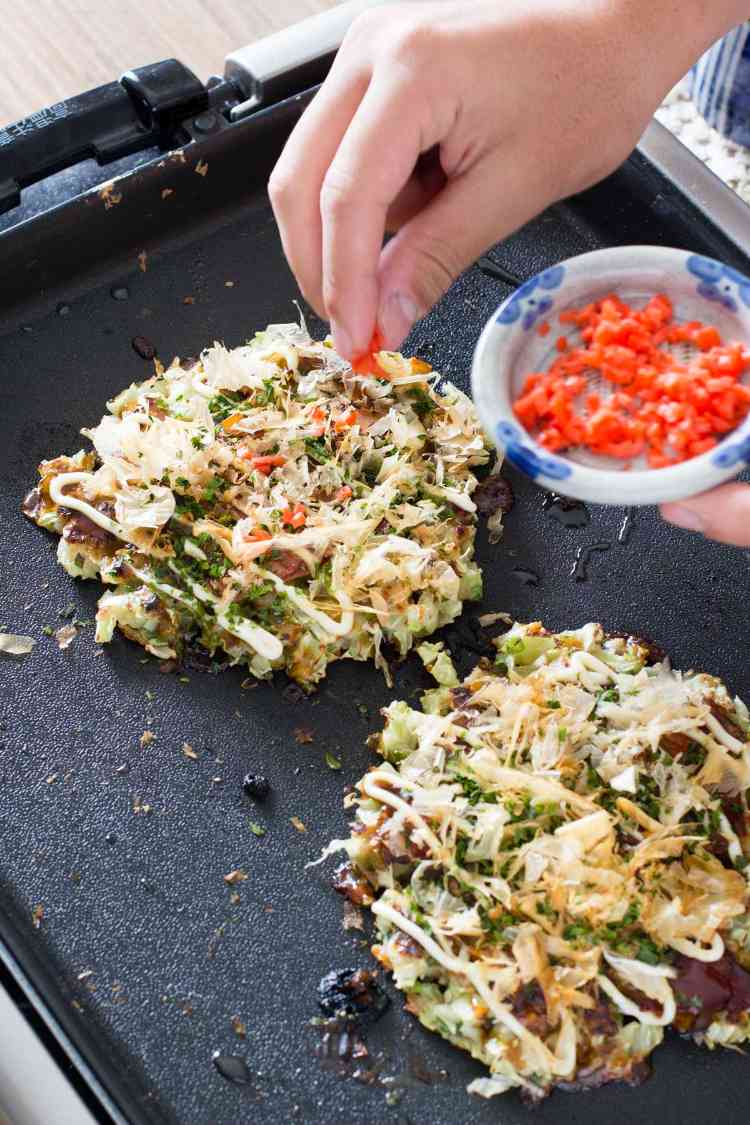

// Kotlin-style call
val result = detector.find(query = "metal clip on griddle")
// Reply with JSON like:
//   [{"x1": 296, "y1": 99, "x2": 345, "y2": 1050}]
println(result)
[{"x1": 0, "y1": 0, "x2": 413, "y2": 219}]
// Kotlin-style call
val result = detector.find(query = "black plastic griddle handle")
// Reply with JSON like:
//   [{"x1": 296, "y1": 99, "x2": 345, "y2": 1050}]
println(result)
[{"x1": 0, "y1": 59, "x2": 208, "y2": 215}]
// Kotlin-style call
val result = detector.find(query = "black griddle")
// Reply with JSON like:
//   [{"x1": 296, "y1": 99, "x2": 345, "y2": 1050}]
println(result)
[{"x1": 2, "y1": 41, "x2": 750, "y2": 1125}]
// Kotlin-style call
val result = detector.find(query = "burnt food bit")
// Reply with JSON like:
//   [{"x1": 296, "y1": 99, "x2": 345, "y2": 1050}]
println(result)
[
  {"x1": 318, "y1": 968, "x2": 390, "y2": 1026},
  {"x1": 607, "y1": 631, "x2": 666, "y2": 666},
  {"x1": 473, "y1": 473, "x2": 514, "y2": 516},
  {"x1": 182, "y1": 640, "x2": 230, "y2": 675},
  {"x1": 332, "y1": 862, "x2": 374, "y2": 907},
  {"x1": 242, "y1": 774, "x2": 270, "y2": 800},
  {"x1": 132, "y1": 335, "x2": 157, "y2": 360}
]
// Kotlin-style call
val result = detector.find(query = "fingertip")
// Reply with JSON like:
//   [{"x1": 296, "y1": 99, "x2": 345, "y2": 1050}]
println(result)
[
  {"x1": 661, "y1": 482, "x2": 750, "y2": 547},
  {"x1": 659, "y1": 503, "x2": 705, "y2": 533}
]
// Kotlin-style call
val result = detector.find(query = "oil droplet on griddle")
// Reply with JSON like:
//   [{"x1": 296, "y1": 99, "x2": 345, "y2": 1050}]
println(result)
[
  {"x1": 212, "y1": 1052, "x2": 252, "y2": 1086},
  {"x1": 618, "y1": 508, "x2": 636, "y2": 544},
  {"x1": 21, "y1": 325, "x2": 33, "y2": 334},
  {"x1": 571, "y1": 542, "x2": 610, "y2": 582},
  {"x1": 542, "y1": 493, "x2": 590, "y2": 529},
  {"x1": 512, "y1": 567, "x2": 540, "y2": 587},
  {"x1": 110, "y1": 286, "x2": 130, "y2": 301},
  {"x1": 56, "y1": 303, "x2": 71, "y2": 317}
]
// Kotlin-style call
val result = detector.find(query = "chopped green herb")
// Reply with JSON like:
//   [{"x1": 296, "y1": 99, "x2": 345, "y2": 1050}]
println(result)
[
  {"x1": 407, "y1": 386, "x2": 435, "y2": 419},
  {"x1": 325, "y1": 752, "x2": 342, "y2": 771},
  {"x1": 208, "y1": 390, "x2": 245, "y2": 422},
  {"x1": 201, "y1": 475, "x2": 225, "y2": 506},
  {"x1": 304, "y1": 437, "x2": 330, "y2": 464}
]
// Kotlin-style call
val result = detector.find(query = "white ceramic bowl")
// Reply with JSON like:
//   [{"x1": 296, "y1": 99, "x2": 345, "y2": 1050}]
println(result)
[{"x1": 471, "y1": 245, "x2": 750, "y2": 505}]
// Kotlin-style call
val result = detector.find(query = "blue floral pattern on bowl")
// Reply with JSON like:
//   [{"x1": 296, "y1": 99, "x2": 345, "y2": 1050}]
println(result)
[
  {"x1": 686, "y1": 255, "x2": 750, "y2": 313},
  {"x1": 712, "y1": 432, "x2": 750, "y2": 469},
  {"x1": 496, "y1": 421, "x2": 572, "y2": 481},
  {"x1": 497, "y1": 265, "x2": 566, "y2": 330}
]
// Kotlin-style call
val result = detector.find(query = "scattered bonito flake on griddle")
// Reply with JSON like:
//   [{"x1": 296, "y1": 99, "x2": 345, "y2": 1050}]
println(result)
[
  {"x1": 290, "y1": 816, "x2": 307, "y2": 833},
  {"x1": 139, "y1": 730, "x2": 155, "y2": 748},
  {"x1": 195, "y1": 159, "x2": 208, "y2": 177},
  {"x1": 31, "y1": 904, "x2": 44, "y2": 929},
  {"x1": 54, "y1": 623, "x2": 77, "y2": 650},
  {"x1": 478, "y1": 611, "x2": 513, "y2": 627},
  {"x1": 181, "y1": 741, "x2": 198, "y2": 760},
  {"x1": 294, "y1": 726, "x2": 314, "y2": 744},
  {"x1": 342, "y1": 900, "x2": 364, "y2": 932},
  {"x1": 230, "y1": 1015, "x2": 247, "y2": 1039},
  {"x1": 0, "y1": 632, "x2": 35, "y2": 656},
  {"x1": 223, "y1": 869, "x2": 248, "y2": 885}
]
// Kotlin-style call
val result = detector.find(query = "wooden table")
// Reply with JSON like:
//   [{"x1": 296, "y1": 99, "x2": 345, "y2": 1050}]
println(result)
[{"x1": 0, "y1": 0, "x2": 338, "y2": 127}]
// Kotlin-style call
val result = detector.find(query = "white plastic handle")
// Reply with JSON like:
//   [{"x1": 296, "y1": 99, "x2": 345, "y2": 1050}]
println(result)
[{"x1": 225, "y1": 0, "x2": 433, "y2": 118}]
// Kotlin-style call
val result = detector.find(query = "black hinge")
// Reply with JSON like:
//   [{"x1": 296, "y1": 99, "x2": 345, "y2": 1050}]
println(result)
[{"x1": 0, "y1": 59, "x2": 241, "y2": 216}]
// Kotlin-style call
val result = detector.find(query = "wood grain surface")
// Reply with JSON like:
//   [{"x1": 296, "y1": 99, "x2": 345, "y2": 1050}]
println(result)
[{"x1": 0, "y1": 0, "x2": 337, "y2": 126}]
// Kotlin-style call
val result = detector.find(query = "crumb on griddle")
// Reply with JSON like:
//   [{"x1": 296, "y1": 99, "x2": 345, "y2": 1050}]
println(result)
[{"x1": 223, "y1": 869, "x2": 248, "y2": 885}]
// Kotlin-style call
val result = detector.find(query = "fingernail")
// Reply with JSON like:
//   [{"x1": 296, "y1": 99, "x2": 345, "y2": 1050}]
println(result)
[
  {"x1": 379, "y1": 291, "x2": 420, "y2": 349},
  {"x1": 331, "y1": 321, "x2": 353, "y2": 360},
  {"x1": 664, "y1": 504, "x2": 705, "y2": 533}
]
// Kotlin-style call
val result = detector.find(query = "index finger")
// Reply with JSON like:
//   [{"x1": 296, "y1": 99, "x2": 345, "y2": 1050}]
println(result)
[
  {"x1": 320, "y1": 74, "x2": 431, "y2": 357},
  {"x1": 268, "y1": 57, "x2": 370, "y2": 317}
]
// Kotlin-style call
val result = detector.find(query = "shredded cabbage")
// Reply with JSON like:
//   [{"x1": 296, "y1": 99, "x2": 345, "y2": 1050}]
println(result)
[{"x1": 327, "y1": 621, "x2": 750, "y2": 1099}]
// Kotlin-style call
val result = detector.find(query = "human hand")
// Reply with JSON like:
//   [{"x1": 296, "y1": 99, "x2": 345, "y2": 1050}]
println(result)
[
  {"x1": 269, "y1": 0, "x2": 737, "y2": 359},
  {"x1": 661, "y1": 485, "x2": 750, "y2": 546}
]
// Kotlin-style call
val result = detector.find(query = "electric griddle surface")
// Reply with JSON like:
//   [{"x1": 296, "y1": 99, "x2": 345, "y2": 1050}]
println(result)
[{"x1": 1, "y1": 102, "x2": 749, "y2": 1124}]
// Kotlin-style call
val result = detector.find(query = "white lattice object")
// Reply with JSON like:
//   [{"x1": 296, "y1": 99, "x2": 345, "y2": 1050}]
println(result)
[{"x1": 656, "y1": 78, "x2": 750, "y2": 206}]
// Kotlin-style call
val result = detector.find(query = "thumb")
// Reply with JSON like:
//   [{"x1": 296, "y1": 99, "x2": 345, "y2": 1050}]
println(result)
[
  {"x1": 661, "y1": 482, "x2": 750, "y2": 546},
  {"x1": 377, "y1": 150, "x2": 549, "y2": 349}
]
